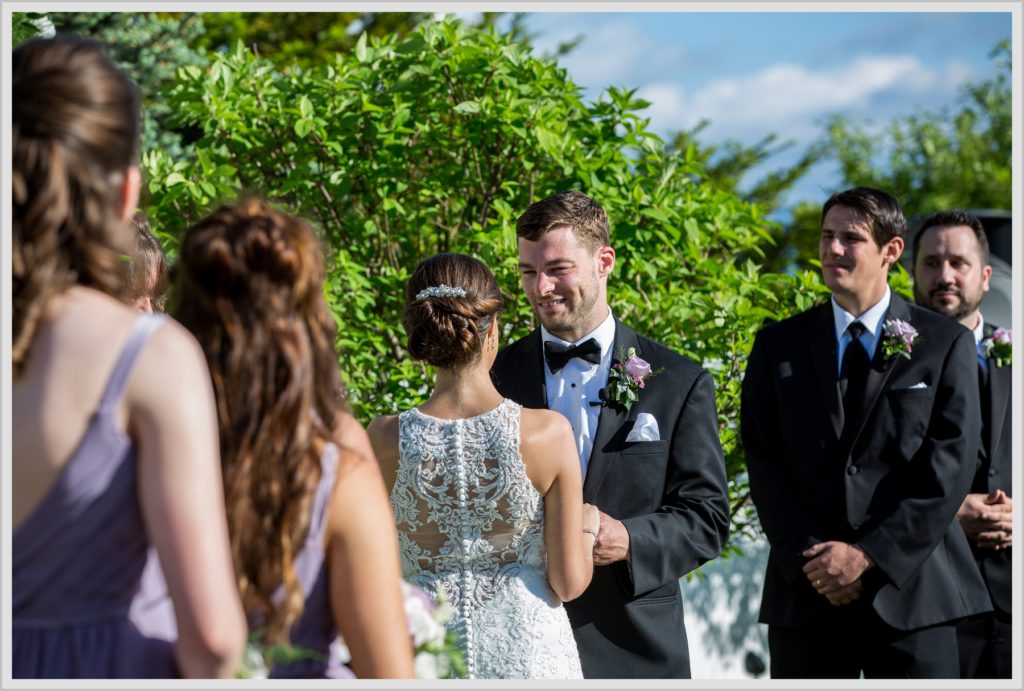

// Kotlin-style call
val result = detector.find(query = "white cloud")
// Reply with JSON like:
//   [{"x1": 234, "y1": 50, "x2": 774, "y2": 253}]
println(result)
[
  {"x1": 526, "y1": 17, "x2": 691, "y2": 90},
  {"x1": 635, "y1": 55, "x2": 974, "y2": 145}
]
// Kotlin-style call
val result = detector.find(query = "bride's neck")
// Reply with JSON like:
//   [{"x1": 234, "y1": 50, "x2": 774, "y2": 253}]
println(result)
[{"x1": 427, "y1": 360, "x2": 503, "y2": 418}]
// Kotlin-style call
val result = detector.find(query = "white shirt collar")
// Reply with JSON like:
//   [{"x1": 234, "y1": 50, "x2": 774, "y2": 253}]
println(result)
[
  {"x1": 972, "y1": 313, "x2": 985, "y2": 346},
  {"x1": 831, "y1": 286, "x2": 892, "y2": 345},
  {"x1": 540, "y1": 309, "x2": 616, "y2": 359}
]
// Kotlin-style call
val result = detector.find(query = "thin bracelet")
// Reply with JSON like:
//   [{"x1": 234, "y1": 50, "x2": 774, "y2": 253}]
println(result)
[{"x1": 582, "y1": 527, "x2": 599, "y2": 538}]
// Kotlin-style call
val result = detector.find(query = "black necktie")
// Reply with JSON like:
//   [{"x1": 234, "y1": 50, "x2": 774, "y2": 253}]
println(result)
[
  {"x1": 544, "y1": 338, "x2": 601, "y2": 373},
  {"x1": 839, "y1": 322, "x2": 870, "y2": 435}
]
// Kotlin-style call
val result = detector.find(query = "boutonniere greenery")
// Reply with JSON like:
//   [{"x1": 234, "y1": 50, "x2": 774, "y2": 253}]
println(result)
[
  {"x1": 880, "y1": 319, "x2": 920, "y2": 360},
  {"x1": 983, "y1": 327, "x2": 1012, "y2": 368},
  {"x1": 606, "y1": 347, "x2": 664, "y2": 412}
]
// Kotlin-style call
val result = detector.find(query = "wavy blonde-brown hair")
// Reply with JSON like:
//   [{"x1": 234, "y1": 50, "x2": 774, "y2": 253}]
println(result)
[
  {"x1": 12, "y1": 36, "x2": 140, "y2": 377},
  {"x1": 173, "y1": 198, "x2": 346, "y2": 644}
]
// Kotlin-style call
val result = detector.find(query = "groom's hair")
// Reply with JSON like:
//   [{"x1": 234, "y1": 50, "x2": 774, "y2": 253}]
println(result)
[{"x1": 516, "y1": 190, "x2": 610, "y2": 253}]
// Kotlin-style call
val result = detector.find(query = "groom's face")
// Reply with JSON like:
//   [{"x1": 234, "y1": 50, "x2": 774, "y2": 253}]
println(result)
[{"x1": 518, "y1": 226, "x2": 610, "y2": 342}]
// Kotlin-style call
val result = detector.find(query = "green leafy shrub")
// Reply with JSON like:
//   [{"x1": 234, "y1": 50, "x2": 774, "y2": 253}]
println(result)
[{"x1": 144, "y1": 17, "x2": 825, "y2": 542}]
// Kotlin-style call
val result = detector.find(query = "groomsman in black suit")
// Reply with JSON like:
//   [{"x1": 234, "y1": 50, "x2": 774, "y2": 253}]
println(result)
[
  {"x1": 491, "y1": 190, "x2": 729, "y2": 678},
  {"x1": 741, "y1": 187, "x2": 992, "y2": 678},
  {"x1": 912, "y1": 210, "x2": 1012, "y2": 679}
]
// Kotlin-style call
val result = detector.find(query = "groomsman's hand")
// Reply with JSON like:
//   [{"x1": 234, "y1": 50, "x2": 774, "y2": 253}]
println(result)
[
  {"x1": 801, "y1": 541, "x2": 873, "y2": 598},
  {"x1": 824, "y1": 578, "x2": 864, "y2": 607},
  {"x1": 959, "y1": 490, "x2": 1013, "y2": 550},
  {"x1": 593, "y1": 510, "x2": 630, "y2": 565}
]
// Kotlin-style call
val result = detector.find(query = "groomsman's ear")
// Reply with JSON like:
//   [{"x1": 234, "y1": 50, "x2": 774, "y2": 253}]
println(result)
[
  {"x1": 596, "y1": 246, "x2": 616, "y2": 278},
  {"x1": 882, "y1": 236, "x2": 905, "y2": 268}
]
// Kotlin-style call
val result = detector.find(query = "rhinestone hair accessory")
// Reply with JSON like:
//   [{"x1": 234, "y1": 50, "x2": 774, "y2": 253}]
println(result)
[{"x1": 415, "y1": 284, "x2": 467, "y2": 300}]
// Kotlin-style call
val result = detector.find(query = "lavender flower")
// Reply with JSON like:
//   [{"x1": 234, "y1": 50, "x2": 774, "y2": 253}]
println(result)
[
  {"x1": 881, "y1": 319, "x2": 920, "y2": 360},
  {"x1": 984, "y1": 328, "x2": 1012, "y2": 367}
]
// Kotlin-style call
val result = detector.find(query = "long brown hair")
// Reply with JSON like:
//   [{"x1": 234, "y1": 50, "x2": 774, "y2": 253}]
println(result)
[
  {"x1": 173, "y1": 198, "x2": 345, "y2": 643},
  {"x1": 12, "y1": 36, "x2": 141, "y2": 377}
]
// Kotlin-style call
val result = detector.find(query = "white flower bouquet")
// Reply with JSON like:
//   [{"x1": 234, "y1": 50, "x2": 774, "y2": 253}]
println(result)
[{"x1": 334, "y1": 580, "x2": 466, "y2": 679}]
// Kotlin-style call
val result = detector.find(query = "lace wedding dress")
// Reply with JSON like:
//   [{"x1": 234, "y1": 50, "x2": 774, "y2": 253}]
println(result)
[{"x1": 392, "y1": 398, "x2": 583, "y2": 679}]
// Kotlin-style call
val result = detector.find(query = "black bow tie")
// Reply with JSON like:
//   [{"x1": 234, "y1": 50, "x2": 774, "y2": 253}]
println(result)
[{"x1": 544, "y1": 338, "x2": 602, "y2": 373}]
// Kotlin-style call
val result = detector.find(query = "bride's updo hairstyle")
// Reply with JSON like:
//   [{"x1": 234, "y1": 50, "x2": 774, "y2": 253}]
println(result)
[
  {"x1": 13, "y1": 36, "x2": 141, "y2": 377},
  {"x1": 404, "y1": 253, "x2": 504, "y2": 370}
]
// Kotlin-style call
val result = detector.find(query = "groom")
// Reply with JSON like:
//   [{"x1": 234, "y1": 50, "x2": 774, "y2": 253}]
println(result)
[{"x1": 491, "y1": 190, "x2": 730, "y2": 678}]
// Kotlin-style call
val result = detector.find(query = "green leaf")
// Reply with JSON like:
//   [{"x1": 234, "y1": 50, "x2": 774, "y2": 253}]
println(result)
[
  {"x1": 453, "y1": 101, "x2": 481, "y2": 115},
  {"x1": 299, "y1": 95, "x2": 314, "y2": 119},
  {"x1": 535, "y1": 126, "x2": 560, "y2": 155},
  {"x1": 354, "y1": 32, "x2": 368, "y2": 62}
]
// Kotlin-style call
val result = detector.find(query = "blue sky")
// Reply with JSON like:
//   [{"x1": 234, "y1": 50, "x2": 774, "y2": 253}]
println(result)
[{"x1": 494, "y1": 11, "x2": 1011, "y2": 213}]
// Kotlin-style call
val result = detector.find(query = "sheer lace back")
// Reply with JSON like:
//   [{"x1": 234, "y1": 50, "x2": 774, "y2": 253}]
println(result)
[
  {"x1": 394, "y1": 398, "x2": 543, "y2": 574},
  {"x1": 393, "y1": 398, "x2": 582, "y2": 679}
]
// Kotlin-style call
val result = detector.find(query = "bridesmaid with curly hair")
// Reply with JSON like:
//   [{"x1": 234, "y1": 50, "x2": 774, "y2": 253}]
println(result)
[
  {"x1": 173, "y1": 198, "x2": 414, "y2": 678},
  {"x1": 12, "y1": 36, "x2": 244, "y2": 679}
]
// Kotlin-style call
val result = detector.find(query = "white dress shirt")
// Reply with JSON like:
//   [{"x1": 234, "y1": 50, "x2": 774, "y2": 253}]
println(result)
[
  {"x1": 831, "y1": 286, "x2": 891, "y2": 376},
  {"x1": 973, "y1": 313, "x2": 988, "y2": 373},
  {"x1": 542, "y1": 310, "x2": 616, "y2": 478}
]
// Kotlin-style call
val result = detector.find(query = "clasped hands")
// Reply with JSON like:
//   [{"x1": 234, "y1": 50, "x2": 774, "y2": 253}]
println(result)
[
  {"x1": 958, "y1": 490, "x2": 1012, "y2": 550},
  {"x1": 587, "y1": 507, "x2": 630, "y2": 566},
  {"x1": 802, "y1": 541, "x2": 873, "y2": 607}
]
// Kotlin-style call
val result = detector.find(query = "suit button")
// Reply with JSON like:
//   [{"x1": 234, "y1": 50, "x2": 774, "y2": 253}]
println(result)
[
  {"x1": 847, "y1": 465, "x2": 860, "y2": 476},
  {"x1": 989, "y1": 469, "x2": 998, "y2": 476}
]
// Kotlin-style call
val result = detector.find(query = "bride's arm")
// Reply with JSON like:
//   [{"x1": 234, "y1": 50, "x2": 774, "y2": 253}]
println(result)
[
  {"x1": 522, "y1": 410, "x2": 596, "y2": 602},
  {"x1": 325, "y1": 447, "x2": 414, "y2": 678}
]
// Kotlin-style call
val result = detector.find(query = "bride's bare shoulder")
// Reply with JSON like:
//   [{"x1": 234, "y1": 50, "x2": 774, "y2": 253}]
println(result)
[
  {"x1": 519, "y1": 407, "x2": 573, "y2": 450},
  {"x1": 366, "y1": 413, "x2": 399, "y2": 457}
]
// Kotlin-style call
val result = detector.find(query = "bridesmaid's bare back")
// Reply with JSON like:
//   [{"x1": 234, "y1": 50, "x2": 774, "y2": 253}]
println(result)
[{"x1": 12, "y1": 287, "x2": 139, "y2": 528}]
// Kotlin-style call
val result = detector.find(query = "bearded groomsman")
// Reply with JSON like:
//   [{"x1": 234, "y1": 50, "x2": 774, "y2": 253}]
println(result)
[
  {"x1": 741, "y1": 187, "x2": 992, "y2": 678},
  {"x1": 492, "y1": 190, "x2": 729, "y2": 678},
  {"x1": 912, "y1": 210, "x2": 1012, "y2": 679}
]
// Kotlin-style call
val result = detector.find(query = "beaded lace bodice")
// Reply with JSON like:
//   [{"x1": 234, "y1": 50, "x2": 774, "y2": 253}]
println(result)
[{"x1": 392, "y1": 398, "x2": 582, "y2": 679}]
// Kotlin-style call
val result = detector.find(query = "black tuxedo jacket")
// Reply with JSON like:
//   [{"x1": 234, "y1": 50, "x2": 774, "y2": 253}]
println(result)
[
  {"x1": 971, "y1": 322, "x2": 1012, "y2": 614},
  {"x1": 491, "y1": 320, "x2": 729, "y2": 678},
  {"x1": 740, "y1": 293, "x2": 992, "y2": 631}
]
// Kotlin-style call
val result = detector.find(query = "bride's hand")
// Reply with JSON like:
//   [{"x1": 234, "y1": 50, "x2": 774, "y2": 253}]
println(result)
[{"x1": 582, "y1": 503, "x2": 600, "y2": 535}]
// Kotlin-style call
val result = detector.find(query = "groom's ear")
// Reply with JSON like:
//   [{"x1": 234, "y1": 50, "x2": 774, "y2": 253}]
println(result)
[{"x1": 596, "y1": 246, "x2": 616, "y2": 278}]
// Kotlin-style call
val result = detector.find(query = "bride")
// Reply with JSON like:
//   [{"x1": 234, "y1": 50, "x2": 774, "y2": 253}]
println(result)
[{"x1": 369, "y1": 252, "x2": 599, "y2": 679}]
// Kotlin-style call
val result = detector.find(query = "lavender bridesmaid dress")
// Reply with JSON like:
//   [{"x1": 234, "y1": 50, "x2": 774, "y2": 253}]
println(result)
[
  {"x1": 13, "y1": 314, "x2": 179, "y2": 678},
  {"x1": 128, "y1": 441, "x2": 356, "y2": 678},
  {"x1": 268, "y1": 442, "x2": 355, "y2": 679}
]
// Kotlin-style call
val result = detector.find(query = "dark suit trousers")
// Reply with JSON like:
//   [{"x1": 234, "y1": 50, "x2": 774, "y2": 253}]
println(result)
[
  {"x1": 957, "y1": 611, "x2": 1011, "y2": 679},
  {"x1": 767, "y1": 605, "x2": 960, "y2": 678}
]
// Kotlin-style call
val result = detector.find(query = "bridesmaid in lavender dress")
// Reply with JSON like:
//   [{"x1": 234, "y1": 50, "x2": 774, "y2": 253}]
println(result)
[
  {"x1": 11, "y1": 36, "x2": 244, "y2": 678},
  {"x1": 173, "y1": 198, "x2": 415, "y2": 678}
]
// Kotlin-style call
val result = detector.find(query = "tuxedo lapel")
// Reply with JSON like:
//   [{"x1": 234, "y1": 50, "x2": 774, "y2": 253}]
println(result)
[
  {"x1": 582, "y1": 321, "x2": 639, "y2": 501},
  {"x1": 848, "y1": 293, "x2": 908, "y2": 447},
  {"x1": 988, "y1": 361, "x2": 1010, "y2": 459},
  {"x1": 515, "y1": 329, "x2": 549, "y2": 410},
  {"x1": 809, "y1": 304, "x2": 843, "y2": 440},
  {"x1": 982, "y1": 323, "x2": 1010, "y2": 459}
]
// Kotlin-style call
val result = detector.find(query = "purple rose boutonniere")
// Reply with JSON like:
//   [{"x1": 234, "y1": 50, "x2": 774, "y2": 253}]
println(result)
[
  {"x1": 983, "y1": 327, "x2": 1012, "y2": 368},
  {"x1": 606, "y1": 347, "x2": 663, "y2": 412},
  {"x1": 881, "y1": 319, "x2": 920, "y2": 360}
]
